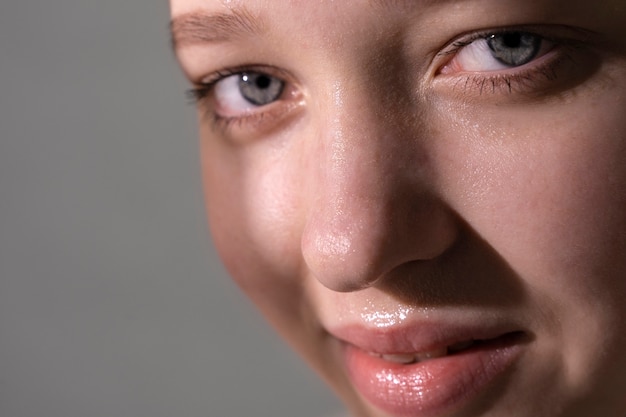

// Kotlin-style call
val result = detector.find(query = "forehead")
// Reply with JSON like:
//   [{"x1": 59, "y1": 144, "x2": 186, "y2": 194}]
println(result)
[
  {"x1": 169, "y1": 0, "x2": 428, "y2": 29},
  {"x1": 169, "y1": 0, "x2": 442, "y2": 56},
  {"x1": 170, "y1": 0, "x2": 623, "y2": 15},
  {"x1": 170, "y1": 0, "x2": 624, "y2": 42},
  {"x1": 170, "y1": 0, "x2": 410, "y2": 14}
]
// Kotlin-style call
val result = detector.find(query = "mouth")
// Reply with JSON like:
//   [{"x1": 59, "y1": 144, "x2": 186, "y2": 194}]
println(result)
[
  {"x1": 371, "y1": 339, "x2": 473, "y2": 364},
  {"x1": 369, "y1": 332, "x2": 522, "y2": 365},
  {"x1": 333, "y1": 326, "x2": 526, "y2": 417}
]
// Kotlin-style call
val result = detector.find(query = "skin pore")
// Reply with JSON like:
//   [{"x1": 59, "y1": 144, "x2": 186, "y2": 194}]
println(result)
[{"x1": 171, "y1": 0, "x2": 626, "y2": 416}]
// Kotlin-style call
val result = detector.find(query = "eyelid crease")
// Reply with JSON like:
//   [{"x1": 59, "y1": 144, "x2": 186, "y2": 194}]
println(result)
[
  {"x1": 436, "y1": 25, "x2": 594, "y2": 58},
  {"x1": 187, "y1": 24, "x2": 598, "y2": 136}
]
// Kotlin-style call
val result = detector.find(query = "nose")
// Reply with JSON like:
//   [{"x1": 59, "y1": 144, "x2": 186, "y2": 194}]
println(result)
[{"x1": 300, "y1": 80, "x2": 459, "y2": 292}]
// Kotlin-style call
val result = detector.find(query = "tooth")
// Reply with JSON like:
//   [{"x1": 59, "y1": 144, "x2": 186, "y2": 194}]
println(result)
[
  {"x1": 415, "y1": 348, "x2": 448, "y2": 362},
  {"x1": 380, "y1": 353, "x2": 418, "y2": 364},
  {"x1": 377, "y1": 347, "x2": 452, "y2": 364}
]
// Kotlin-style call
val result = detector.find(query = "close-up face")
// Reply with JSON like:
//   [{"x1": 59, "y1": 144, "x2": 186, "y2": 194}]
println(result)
[{"x1": 171, "y1": 0, "x2": 626, "y2": 416}]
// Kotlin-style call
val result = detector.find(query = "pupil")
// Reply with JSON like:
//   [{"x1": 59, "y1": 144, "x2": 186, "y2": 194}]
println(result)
[
  {"x1": 255, "y1": 76, "x2": 271, "y2": 89},
  {"x1": 502, "y1": 33, "x2": 522, "y2": 48},
  {"x1": 486, "y1": 32, "x2": 541, "y2": 67},
  {"x1": 238, "y1": 72, "x2": 285, "y2": 106}
]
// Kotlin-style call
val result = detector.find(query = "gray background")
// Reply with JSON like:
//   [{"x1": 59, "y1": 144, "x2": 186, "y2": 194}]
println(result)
[{"x1": 0, "y1": 1, "x2": 341, "y2": 416}]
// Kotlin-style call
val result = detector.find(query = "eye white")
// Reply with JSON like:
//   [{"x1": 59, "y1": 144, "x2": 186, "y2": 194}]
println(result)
[
  {"x1": 452, "y1": 33, "x2": 551, "y2": 72},
  {"x1": 214, "y1": 74, "x2": 257, "y2": 114},
  {"x1": 213, "y1": 73, "x2": 284, "y2": 116},
  {"x1": 455, "y1": 39, "x2": 513, "y2": 71}
]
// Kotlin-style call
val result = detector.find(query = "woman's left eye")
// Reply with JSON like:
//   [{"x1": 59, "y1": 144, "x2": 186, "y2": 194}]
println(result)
[{"x1": 442, "y1": 31, "x2": 555, "y2": 73}]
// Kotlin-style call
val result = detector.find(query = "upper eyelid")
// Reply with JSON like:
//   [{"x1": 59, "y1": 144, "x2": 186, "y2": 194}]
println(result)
[
  {"x1": 186, "y1": 67, "x2": 276, "y2": 104},
  {"x1": 189, "y1": 25, "x2": 595, "y2": 102},
  {"x1": 189, "y1": 67, "x2": 295, "y2": 109},
  {"x1": 436, "y1": 28, "x2": 543, "y2": 58},
  {"x1": 436, "y1": 25, "x2": 593, "y2": 57},
  {"x1": 200, "y1": 68, "x2": 245, "y2": 86},
  {"x1": 197, "y1": 65, "x2": 292, "y2": 87},
  {"x1": 192, "y1": 26, "x2": 592, "y2": 85}
]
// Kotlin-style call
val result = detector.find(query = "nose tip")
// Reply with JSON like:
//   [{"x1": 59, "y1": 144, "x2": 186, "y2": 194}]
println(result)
[
  {"x1": 301, "y1": 193, "x2": 459, "y2": 292},
  {"x1": 301, "y1": 209, "x2": 379, "y2": 292}
]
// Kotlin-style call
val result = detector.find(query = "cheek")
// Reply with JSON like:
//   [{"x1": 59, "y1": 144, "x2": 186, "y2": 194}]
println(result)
[
  {"x1": 453, "y1": 117, "x2": 626, "y2": 270},
  {"x1": 200, "y1": 133, "x2": 307, "y2": 321},
  {"x1": 434, "y1": 81, "x2": 626, "y2": 272},
  {"x1": 434, "y1": 85, "x2": 626, "y2": 377}
]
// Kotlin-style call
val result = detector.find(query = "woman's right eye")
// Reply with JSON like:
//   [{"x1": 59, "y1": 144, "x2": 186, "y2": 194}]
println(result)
[
  {"x1": 187, "y1": 68, "x2": 303, "y2": 138},
  {"x1": 205, "y1": 71, "x2": 285, "y2": 118}
]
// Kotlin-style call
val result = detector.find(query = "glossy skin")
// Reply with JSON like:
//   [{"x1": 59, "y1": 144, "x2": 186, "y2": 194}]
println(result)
[{"x1": 171, "y1": 0, "x2": 626, "y2": 416}]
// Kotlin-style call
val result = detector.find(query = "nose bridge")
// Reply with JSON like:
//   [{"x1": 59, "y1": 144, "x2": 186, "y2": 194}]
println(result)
[
  {"x1": 305, "y1": 81, "x2": 391, "y2": 273},
  {"x1": 322, "y1": 80, "x2": 396, "y2": 216},
  {"x1": 301, "y1": 77, "x2": 457, "y2": 292}
]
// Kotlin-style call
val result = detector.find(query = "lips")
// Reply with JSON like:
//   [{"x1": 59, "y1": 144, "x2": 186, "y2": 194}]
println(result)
[{"x1": 331, "y1": 323, "x2": 525, "y2": 417}]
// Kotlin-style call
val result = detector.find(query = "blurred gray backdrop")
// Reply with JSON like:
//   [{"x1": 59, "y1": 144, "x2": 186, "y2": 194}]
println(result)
[{"x1": 0, "y1": 1, "x2": 341, "y2": 416}]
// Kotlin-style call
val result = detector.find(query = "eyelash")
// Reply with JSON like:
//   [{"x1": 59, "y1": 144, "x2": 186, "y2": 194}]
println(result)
[
  {"x1": 186, "y1": 71, "x2": 225, "y2": 103},
  {"x1": 186, "y1": 27, "x2": 590, "y2": 132},
  {"x1": 187, "y1": 66, "x2": 291, "y2": 132},
  {"x1": 435, "y1": 27, "x2": 587, "y2": 95},
  {"x1": 187, "y1": 68, "x2": 244, "y2": 128}
]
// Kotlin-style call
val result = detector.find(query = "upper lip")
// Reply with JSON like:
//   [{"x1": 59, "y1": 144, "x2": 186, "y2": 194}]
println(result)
[{"x1": 327, "y1": 317, "x2": 523, "y2": 355}]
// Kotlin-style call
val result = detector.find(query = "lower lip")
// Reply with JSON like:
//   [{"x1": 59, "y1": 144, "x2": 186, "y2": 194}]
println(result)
[{"x1": 343, "y1": 334, "x2": 523, "y2": 417}]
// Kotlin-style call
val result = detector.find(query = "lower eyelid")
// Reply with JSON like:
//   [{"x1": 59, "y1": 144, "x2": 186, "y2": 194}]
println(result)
[
  {"x1": 197, "y1": 66, "x2": 296, "y2": 109},
  {"x1": 209, "y1": 89, "x2": 306, "y2": 141},
  {"x1": 213, "y1": 75, "x2": 259, "y2": 116},
  {"x1": 214, "y1": 77, "x2": 294, "y2": 116},
  {"x1": 440, "y1": 41, "x2": 558, "y2": 76},
  {"x1": 433, "y1": 46, "x2": 578, "y2": 97}
]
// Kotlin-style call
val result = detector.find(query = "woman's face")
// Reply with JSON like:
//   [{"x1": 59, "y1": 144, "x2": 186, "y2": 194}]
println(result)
[{"x1": 172, "y1": 1, "x2": 626, "y2": 416}]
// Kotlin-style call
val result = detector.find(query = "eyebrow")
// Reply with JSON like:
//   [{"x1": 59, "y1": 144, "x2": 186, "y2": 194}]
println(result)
[
  {"x1": 170, "y1": 7, "x2": 264, "y2": 49},
  {"x1": 170, "y1": 0, "x2": 449, "y2": 49},
  {"x1": 370, "y1": 0, "x2": 439, "y2": 10}
]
